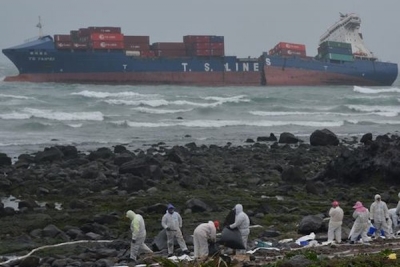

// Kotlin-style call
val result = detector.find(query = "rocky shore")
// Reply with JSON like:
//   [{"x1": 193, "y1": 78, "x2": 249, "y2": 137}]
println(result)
[{"x1": 1, "y1": 129, "x2": 400, "y2": 267}]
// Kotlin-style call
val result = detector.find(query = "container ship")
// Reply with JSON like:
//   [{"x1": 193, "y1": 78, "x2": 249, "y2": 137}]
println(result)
[{"x1": 2, "y1": 13, "x2": 398, "y2": 86}]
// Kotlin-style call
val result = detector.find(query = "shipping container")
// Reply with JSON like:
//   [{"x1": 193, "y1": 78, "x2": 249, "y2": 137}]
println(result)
[
  {"x1": 88, "y1": 26, "x2": 121, "y2": 34},
  {"x1": 124, "y1": 43, "x2": 150, "y2": 50},
  {"x1": 125, "y1": 51, "x2": 141, "y2": 57},
  {"x1": 324, "y1": 53, "x2": 354, "y2": 61},
  {"x1": 78, "y1": 28, "x2": 90, "y2": 37},
  {"x1": 318, "y1": 46, "x2": 352, "y2": 56},
  {"x1": 320, "y1": 41, "x2": 352, "y2": 49},
  {"x1": 187, "y1": 42, "x2": 211, "y2": 50},
  {"x1": 54, "y1": 35, "x2": 71, "y2": 42},
  {"x1": 124, "y1": 35, "x2": 150, "y2": 44},
  {"x1": 210, "y1": 36, "x2": 224, "y2": 43},
  {"x1": 55, "y1": 42, "x2": 72, "y2": 49},
  {"x1": 276, "y1": 49, "x2": 306, "y2": 57},
  {"x1": 141, "y1": 50, "x2": 156, "y2": 57},
  {"x1": 72, "y1": 43, "x2": 88, "y2": 49},
  {"x1": 152, "y1": 42, "x2": 186, "y2": 50},
  {"x1": 90, "y1": 33, "x2": 124, "y2": 42},
  {"x1": 210, "y1": 49, "x2": 224, "y2": 56},
  {"x1": 154, "y1": 49, "x2": 187, "y2": 57},
  {"x1": 183, "y1": 35, "x2": 211, "y2": 43},
  {"x1": 90, "y1": 41, "x2": 124, "y2": 50},
  {"x1": 210, "y1": 42, "x2": 224, "y2": 50},
  {"x1": 274, "y1": 42, "x2": 306, "y2": 51}
]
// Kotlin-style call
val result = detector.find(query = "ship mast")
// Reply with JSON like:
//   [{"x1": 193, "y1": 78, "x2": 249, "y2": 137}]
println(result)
[{"x1": 36, "y1": 16, "x2": 43, "y2": 38}]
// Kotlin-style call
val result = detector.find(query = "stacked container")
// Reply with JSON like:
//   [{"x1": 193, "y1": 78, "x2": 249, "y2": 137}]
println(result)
[
  {"x1": 317, "y1": 41, "x2": 353, "y2": 61},
  {"x1": 151, "y1": 42, "x2": 187, "y2": 57},
  {"x1": 184, "y1": 35, "x2": 225, "y2": 57},
  {"x1": 268, "y1": 42, "x2": 307, "y2": 57}
]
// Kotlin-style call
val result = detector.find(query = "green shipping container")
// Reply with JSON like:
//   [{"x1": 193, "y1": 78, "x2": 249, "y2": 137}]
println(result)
[
  {"x1": 324, "y1": 53, "x2": 354, "y2": 62},
  {"x1": 320, "y1": 41, "x2": 352, "y2": 49}
]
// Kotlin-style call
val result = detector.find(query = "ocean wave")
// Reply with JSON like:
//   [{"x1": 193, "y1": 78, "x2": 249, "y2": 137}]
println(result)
[
  {"x1": 353, "y1": 86, "x2": 400, "y2": 94},
  {"x1": 170, "y1": 100, "x2": 222, "y2": 107},
  {"x1": 71, "y1": 90, "x2": 159, "y2": 99},
  {"x1": 0, "y1": 94, "x2": 33, "y2": 100},
  {"x1": 116, "y1": 119, "x2": 344, "y2": 128},
  {"x1": 345, "y1": 119, "x2": 400, "y2": 125},
  {"x1": 133, "y1": 107, "x2": 193, "y2": 114},
  {"x1": 22, "y1": 108, "x2": 104, "y2": 121},
  {"x1": 346, "y1": 105, "x2": 400, "y2": 116},
  {"x1": 103, "y1": 99, "x2": 169, "y2": 107},
  {"x1": 249, "y1": 110, "x2": 398, "y2": 117},
  {"x1": 201, "y1": 95, "x2": 251, "y2": 103},
  {"x1": 0, "y1": 112, "x2": 31, "y2": 120},
  {"x1": 66, "y1": 123, "x2": 83, "y2": 128}
]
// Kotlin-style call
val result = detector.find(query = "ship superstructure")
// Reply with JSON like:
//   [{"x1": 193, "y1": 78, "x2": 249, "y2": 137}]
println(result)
[{"x1": 319, "y1": 13, "x2": 375, "y2": 59}]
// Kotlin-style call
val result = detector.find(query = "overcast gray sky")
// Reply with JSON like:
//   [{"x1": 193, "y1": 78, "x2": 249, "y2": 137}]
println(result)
[{"x1": 1, "y1": 0, "x2": 399, "y2": 65}]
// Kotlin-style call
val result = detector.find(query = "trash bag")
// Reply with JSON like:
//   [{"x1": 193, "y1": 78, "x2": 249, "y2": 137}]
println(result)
[
  {"x1": 219, "y1": 227, "x2": 245, "y2": 249},
  {"x1": 223, "y1": 209, "x2": 236, "y2": 227},
  {"x1": 151, "y1": 228, "x2": 168, "y2": 251},
  {"x1": 208, "y1": 242, "x2": 219, "y2": 256}
]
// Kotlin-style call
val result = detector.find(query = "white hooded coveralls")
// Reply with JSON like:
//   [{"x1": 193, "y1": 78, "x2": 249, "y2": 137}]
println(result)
[
  {"x1": 370, "y1": 198, "x2": 392, "y2": 238},
  {"x1": 229, "y1": 204, "x2": 250, "y2": 249},
  {"x1": 126, "y1": 210, "x2": 152, "y2": 260},
  {"x1": 193, "y1": 221, "x2": 217, "y2": 259},
  {"x1": 327, "y1": 206, "x2": 344, "y2": 243},
  {"x1": 161, "y1": 208, "x2": 188, "y2": 254},
  {"x1": 350, "y1": 208, "x2": 370, "y2": 242}
]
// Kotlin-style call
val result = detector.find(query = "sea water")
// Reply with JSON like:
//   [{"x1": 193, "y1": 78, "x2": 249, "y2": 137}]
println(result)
[{"x1": 0, "y1": 61, "x2": 399, "y2": 159}]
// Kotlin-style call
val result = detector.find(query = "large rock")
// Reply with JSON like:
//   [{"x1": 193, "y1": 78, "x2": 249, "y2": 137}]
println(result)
[
  {"x1": 310, "y1": 129, "x2": 339, "y2": 146},
  {"x1": 298, "y1": 215, "x2": 324, "y2": 234},
  {"x1": 279, "y1": 132, "x2": 301, "y2": 144},
  {"x1": 0, "y1": 153, "x2": 11, "y2": 166}
]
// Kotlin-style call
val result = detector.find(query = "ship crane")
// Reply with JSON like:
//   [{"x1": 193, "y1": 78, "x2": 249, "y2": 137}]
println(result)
[{"x1": 36, "y1": 16, "x2": 43, "y2": 38}]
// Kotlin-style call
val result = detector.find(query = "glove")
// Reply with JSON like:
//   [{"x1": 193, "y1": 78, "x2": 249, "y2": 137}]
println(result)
[
  {"x1": 371, "y1": 219, "x2": 374, "y2": 224},
  {"x1": 131, "y1": 239, "x2": 136, "y2": 244},
  {"x1": 226, "y1": 226, "x2": 232, "y2": 230},
  {"x1": 386, "y1": 218, "x2": 389, "y2": 222},
  {"x1": 166, "y1": 227, "x2": 171, "y2": 231}
]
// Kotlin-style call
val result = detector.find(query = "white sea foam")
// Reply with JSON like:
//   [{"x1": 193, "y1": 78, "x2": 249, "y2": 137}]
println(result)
[
  {"x1": 103, "y1": 99, "x2": 169, "y2": 107},
  {"x1": 346, "y1": 105, "x2": 400, "y2": 116},
  {"x1": 346, "y1": 119, "x2": 400, "y2": 125},
  {"x1": 133, "y1": 107, "x2": 193, "y2": 114},
  {"x1": 0, "y1": 94, "x2": 33, "y2": 100},
  {"x1": 22, "y1": 108, "x2": 104, "y2": 121},
  {"x1": 249, "y1": 110, "x2": 398, "y2": 117},
  {"x1": 202, "y1": 95, "x2": 250, "y2": 103},
  {"x1": 71, "y1": 90, "x2": 159, "y2": 99},
  {"x1": 67, "y1": 123, "x2": 83, "y2": 128},
  {"x1": 123, "y1": 119, "x2": 344, "y2": 128},
  {"x1": 170, "y1": 100, "x2": 221, "y2": 107},
  {"x1": 0, "y1": 112, "x2": 31, "y2": 120},
  {"x1": 353, "y1": 86, "x2": 400, "y2": 94}
]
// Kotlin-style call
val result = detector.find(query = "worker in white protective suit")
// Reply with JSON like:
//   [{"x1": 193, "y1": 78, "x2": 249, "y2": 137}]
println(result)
[
  {"x1": 229, "y1": 204, "x2": 250, "y2": 251},
  {"x1": 193, "y1": 220, "x2": 220, "y2": 260},
  {"x1": 350, "y1": 201, "x2": 370, "y2": 244},
  {"x1": 327, "y1": 200, "x2": 344, "y2": 244},
  {"x1": 370, "y1": 194, "x2": 393, "y2": 239},
  {"x1": 126, "y1": 210, "x2": 153, "y2": 262},
  {"x1": 388, "y1": 208, "x2": 397, "y2": 235},
  {"x1": 161, "y1": 203, "x2": 190, "y2": 257},
  {"x1": 394, "y1": 192, "x2": 400, "y2": 234}
]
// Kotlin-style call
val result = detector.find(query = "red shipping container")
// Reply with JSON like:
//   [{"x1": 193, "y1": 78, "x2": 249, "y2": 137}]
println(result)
[
  {"x1": 211, "y1": 49, "x2": 224, "y2": 56},
  {"x1": 192, "y1": 49, "x2": 211, "y2": 56},
  {"x1": 183, "y1": 35, "x2": 211, "y2": 43},
  {"x1": 152, "y1": 42, "x2": 186, "y2": 50},
  {"x1": 90, "y1": 33, "x2": 124, "y2": 41},
  {"x1": 55, "y1": 42, "x2": 72, "y2": 49},
  {"x1": 54, "y1": 34, "x2": 71, "y2": 42},
  {"x1": 78, "y1": 28, "x2": 90, "y2": 37},
  {"x1": 275, "y1": 42, "x2": 306, "y2": 51},
  {"x1": 141, "y1": 50, "x2": 156, "y2": 57},
  {"x1": 277, "y1": 49, "x2": 306, "y2": 57},
  {"x1": 124, "y1": 35, "x2": 150, "y2": 44},
  {"x1": 210, "y1": 42, "x2": 224, "y2": 50},
  {"x1": 124, "y1": 43, "x2": 150, "y2": 50},
  {"x1": 91, "y1": 41, "x2": 124, "y2": 49},
  {"x1": 72, "y1": 43, "x2": 88, "y2": 49},
  {"x1": 154, "y1": 49, "x2": 187, "y2": 57},
  {"x1": 190, "y1": 42, "x2": 210, "y2": 50},
  {"x1": 88, "y1": 26, "x2": 121, "y2": 34}
]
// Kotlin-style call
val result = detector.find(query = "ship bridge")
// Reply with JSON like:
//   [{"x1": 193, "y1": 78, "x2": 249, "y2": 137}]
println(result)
[{"x1": 319, "y1": 13, "x2": 376, "y2": 60}]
